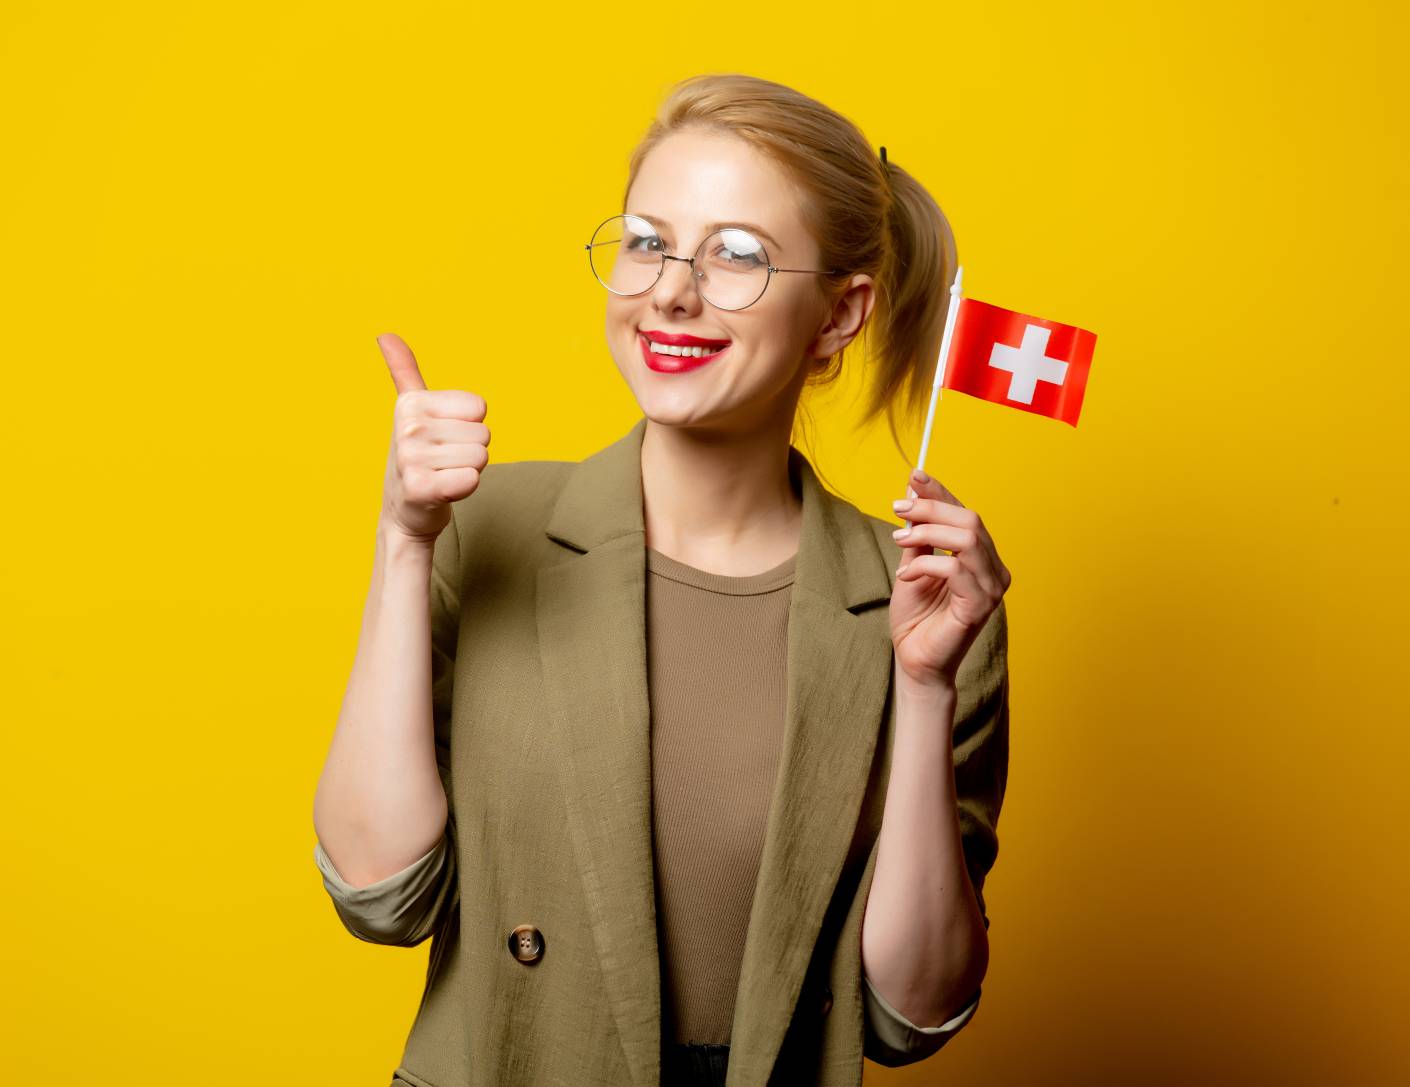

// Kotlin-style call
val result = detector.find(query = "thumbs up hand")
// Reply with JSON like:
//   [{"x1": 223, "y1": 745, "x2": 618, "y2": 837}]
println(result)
[{"x1": 376, "y1": 332, "x2": 491, "y2": 544}]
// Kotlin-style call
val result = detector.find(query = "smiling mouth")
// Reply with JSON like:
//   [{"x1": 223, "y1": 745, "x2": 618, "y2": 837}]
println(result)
[{"x1": 638, "y1": 333, "x2": 731, "y2": 373}]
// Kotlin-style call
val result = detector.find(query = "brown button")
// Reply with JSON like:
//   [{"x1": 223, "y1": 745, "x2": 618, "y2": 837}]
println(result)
[
  {"x1": 507, "y1": 924, "x2": 545, "y2": 963},
  {"x1": 819, "y1": 986, "x2": 833, "y2": 1017}
]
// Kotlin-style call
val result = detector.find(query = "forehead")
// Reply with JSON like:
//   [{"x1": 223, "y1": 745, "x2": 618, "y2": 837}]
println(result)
[{"x1": 626, "y1": 129, "x2": 808, "y2": 252}]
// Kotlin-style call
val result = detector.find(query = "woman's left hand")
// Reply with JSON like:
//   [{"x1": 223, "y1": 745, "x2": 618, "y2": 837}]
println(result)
[{"x1": 888, "y1": 469, "x2": 1012, "y2": 688}]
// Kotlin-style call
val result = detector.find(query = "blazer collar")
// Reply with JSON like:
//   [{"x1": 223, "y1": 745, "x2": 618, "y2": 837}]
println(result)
[
  {"x1": 537, "y1": 415, "x2": 895, "y2": 1087},
  {"x1": 544, "y1": 414, "x2": 894, "y2": 612}
]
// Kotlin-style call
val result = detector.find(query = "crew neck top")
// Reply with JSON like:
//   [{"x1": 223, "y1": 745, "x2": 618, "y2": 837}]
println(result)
[
  {"x1": 644, "y1": 546, "x2": 798, "y2": 594},
  {"x1": 644, "y1": 544, "x2": 798, "y2": 1046}
]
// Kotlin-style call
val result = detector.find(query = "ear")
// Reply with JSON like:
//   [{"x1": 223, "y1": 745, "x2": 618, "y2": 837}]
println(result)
[{"x1": 808, "y1": 273, "x2": 876, "y2": 360}]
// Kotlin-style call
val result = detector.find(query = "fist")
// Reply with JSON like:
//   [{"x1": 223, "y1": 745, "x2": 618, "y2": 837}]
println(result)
[{"x1": 377, "y1": 332, "x2": 490, "y2": 543}]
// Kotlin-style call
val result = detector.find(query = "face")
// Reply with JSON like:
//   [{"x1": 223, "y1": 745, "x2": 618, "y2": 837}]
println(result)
[{"x1": 602, "y1": 128, "x2": 873, "y2": 437}]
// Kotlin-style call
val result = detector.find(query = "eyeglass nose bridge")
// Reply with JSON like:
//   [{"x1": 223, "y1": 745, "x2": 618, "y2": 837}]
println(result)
[
  {"x1": 651, "y1": 250, "x2": 708, "y2": 300},
  {"x1": 660, "y1": 251, "x2": 702, "y2": 276}
]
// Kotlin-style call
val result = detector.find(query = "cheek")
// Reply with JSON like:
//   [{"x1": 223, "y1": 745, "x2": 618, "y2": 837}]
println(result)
[
  {"x1": 603, "y1": 301, "x2": 638, "y2": 352},
  {"x1": 739, "y1": 311, "x2": 813, "y2": 373}
]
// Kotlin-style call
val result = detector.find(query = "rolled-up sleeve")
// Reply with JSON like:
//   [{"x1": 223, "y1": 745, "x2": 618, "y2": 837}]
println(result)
[
  {"x1": 863, "y1": 976, "x2": 981, "y2": 1066},
  {"x1": 313, "y1": 831, "x2": 456, "y2": 947}
]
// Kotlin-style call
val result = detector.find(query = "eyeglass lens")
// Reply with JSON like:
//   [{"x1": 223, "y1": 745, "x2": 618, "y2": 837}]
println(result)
[{"x1": 587, "y1": 214, "x2": 770, "y2": 310}]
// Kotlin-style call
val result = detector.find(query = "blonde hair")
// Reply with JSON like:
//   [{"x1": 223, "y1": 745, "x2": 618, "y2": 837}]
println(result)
[{"x1": 622, "y1": 72, "x2": 958, "y2": 466}]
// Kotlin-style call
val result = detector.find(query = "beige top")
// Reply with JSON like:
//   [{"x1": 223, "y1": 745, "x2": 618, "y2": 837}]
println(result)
[
  {"x1": 644, "y1": 543, "x2": 798, "y2": 1045},
  {"x1": 313, "y1": 543, "x2": 979, "y2": 1056}
]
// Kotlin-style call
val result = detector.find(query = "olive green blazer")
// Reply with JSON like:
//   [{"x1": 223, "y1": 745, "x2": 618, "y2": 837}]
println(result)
[{"x1": 313, "y1": 415, "x2": 1009, "y2": 1087}]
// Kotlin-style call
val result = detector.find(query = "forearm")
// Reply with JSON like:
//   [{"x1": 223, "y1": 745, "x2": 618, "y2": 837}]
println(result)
[
  {"x1": 312, "y1": 516, "x2": 450, "y2": 887},
  {"x1": 861, "y1": 663, "x2": 989, "y2": 1026}
]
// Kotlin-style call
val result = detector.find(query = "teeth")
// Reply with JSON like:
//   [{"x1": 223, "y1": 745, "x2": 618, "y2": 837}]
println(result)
[{"x1": 645, "y1": 339, "x2": 725, "y2": 357}]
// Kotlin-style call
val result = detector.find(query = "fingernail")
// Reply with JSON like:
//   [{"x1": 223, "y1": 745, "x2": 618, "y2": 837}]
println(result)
[
  {"x1": 912, "y1": 469, "x2": 931, "y2": 483},
  {"x1": 892, "y1": 526, "x2": 911, "y2": 539},
  {"x1": 892, "y1": 498, "x2": 913, "y2": 512},
  {"x1": 896, "y1": 562, "x2": 910, "y2": 576}
]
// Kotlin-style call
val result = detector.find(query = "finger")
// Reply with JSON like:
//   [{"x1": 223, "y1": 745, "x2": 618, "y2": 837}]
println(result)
[
  {"x1": 425, "y1": 465, "x2": 483, "y2": 505},
  {"x1": 904, "y1": 474, "x2": 966, "y2": 525},
  {"x1": 378, "y1": 332, "x2": 427, "y2": 394},
  {"x1": 895, "y1": 552, "x2": 983, "y2": 601},
  {"x1": 909, "y1": 468, "x2": 964, "y2": 508},
  {"x1": 899, "y1": 478, "x2": 999, "y2": 559},
  {"x1": 892, "y1": 520, "x2": 976, "y2": 556},
  {"x1": 422, "y1": 441, "x2": 491, "y2": 472},
  {"x1": 893, "y1": 523, "x2": 999, "y2": 595},
  {"x1": 896, "y1": 496, "x2": 966, "y2": 528},
  {"x1": 419, "y1": 389, "x2": 488, "y2": 423},
  {"x1": 419, "y1": 418, "x2": 491, "y2": 446},
  {"x1": 895, "y1": 534, "x2": 933, "y2": 568}
]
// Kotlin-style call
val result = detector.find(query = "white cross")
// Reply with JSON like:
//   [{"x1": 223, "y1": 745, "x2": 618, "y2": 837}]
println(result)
[{"x1": 987, "y1": 324, "x2": 1068, "y2": 404}]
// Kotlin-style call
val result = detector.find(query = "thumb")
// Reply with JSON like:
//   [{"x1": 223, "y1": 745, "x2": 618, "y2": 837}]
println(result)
[{"x1": 377, "y1": 332, "x2": 428, "y2": 394}]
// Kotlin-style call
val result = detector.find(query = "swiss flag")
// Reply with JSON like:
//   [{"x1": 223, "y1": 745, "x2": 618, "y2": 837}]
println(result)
[{"x1": 942, "y1": 297, "x2": 1096, "y2": 426}]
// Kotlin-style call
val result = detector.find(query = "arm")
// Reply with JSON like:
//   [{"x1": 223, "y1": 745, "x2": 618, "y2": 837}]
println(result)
[
  {"x1": 310, "y1": 508, "x2": 462, "y2": 945},
  {"x1": 862, "y1": 601, "x2": 1009, "y2": 1064}
]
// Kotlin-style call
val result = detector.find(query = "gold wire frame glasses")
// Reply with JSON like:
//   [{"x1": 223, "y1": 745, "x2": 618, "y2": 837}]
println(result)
[{"x1": 584, "y1": 213, "x2": 844, "y2": 312}]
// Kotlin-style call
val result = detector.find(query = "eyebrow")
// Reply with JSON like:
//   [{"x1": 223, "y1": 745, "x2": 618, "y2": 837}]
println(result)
[{"x1": 633, "y1": 213, "x2": 781, "y2": 252}]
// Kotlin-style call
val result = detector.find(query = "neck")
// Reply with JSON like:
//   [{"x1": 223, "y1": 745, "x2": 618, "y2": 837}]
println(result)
[{"x1": 639, "y1": 410, "x2": 803, "y2": 577}]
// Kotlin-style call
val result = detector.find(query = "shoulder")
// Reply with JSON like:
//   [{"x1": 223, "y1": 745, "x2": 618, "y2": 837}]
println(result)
[
  {"x1": 447, "y1": 458, "x2": 574, "y2": 552},
  {"x1": 860, "y1": 508, "x2": 906, "y2": 574},
  {"x1": 465, "y1": 457, "x2": 575, "y2": 509}
]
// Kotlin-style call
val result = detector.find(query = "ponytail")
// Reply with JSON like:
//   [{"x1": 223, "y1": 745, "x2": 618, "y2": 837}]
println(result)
[{"x1": 868, "y1": 153, "x2": 959, "y2": 459}]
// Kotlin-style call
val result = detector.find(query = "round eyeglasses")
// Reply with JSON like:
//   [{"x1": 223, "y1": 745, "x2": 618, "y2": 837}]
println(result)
[{"x1": 584, "y1": 213, "x2": 844, "y2": 312}]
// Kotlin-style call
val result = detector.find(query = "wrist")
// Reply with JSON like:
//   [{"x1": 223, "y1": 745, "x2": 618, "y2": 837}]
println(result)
[
  {"x1": 895, "y1": 668, "x2": 958, "y2": 705},
  {"x1": 376, "y1": 516, "x2": 438, "y2": 563}
]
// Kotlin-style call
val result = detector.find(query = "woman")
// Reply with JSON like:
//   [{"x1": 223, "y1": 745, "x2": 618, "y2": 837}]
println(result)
[{"x1": 312, "y1": 73, "x2": 1011, "y2": 1087}]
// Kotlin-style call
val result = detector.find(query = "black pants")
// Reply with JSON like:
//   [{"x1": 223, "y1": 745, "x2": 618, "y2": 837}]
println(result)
[{"x1": 661, "y1": 1041, "x2": 730, "y2": 1087}]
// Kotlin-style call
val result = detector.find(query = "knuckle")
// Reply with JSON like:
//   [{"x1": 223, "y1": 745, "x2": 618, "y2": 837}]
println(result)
[{"x1": 404, "y1": 466, "x2": 431, "y2": 496}]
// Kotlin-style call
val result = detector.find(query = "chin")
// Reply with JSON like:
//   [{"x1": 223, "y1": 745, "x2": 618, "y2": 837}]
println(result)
[{"x1": 633, "y1": 389, "x2": 721, "y2": 430}]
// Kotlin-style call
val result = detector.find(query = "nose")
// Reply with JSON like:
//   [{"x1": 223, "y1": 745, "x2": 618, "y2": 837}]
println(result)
[{"x1": 650, "y1": 254, "x2": 705, "y2": 317}]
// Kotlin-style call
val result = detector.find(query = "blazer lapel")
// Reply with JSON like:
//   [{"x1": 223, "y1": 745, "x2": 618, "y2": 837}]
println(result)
[
  {"x1": 725, "y1": 438, "x2": 895, "y2": 1085},
  {"x1": 537, "y1": 417, "x2": 660, "y2": 1087},
  {"x1": 536, "y1": 415, "x2": 895, "y2": 1087}
]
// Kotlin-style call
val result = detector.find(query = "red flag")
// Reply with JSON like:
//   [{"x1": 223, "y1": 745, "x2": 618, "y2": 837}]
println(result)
[{"x1": 942, "y1": 297, "x2": 1096, "y2": 426}]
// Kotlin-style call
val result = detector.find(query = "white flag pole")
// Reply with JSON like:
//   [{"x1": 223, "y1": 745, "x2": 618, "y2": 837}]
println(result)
[{"x1": 903, "y1": 264, "x2": 964, "y2": 526}]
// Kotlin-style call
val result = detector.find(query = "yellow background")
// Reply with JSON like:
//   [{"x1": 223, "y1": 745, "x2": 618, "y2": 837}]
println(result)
[{"x1": 2, "y1": 0, "x2": 1406, "y2": 1082}]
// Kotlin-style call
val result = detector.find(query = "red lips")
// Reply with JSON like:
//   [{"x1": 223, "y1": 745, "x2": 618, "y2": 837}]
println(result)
[
  {"x1": 638, "y1": 332, "x2": 731, "y2": 374},
  {"x1": 639, "y1": 328, "x2": 732, "y2": 347}
]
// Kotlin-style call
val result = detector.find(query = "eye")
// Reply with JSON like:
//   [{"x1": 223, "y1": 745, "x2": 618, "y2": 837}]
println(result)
[
  {"x1": 710, "y1": 228, "x2": 767, "y2": 269},
  {"x1": 710, "y1": 244, "x2": 765, "y2": 270},
  {"x1": 623, "y1": 231, "x2": 663, "y2": 253}
]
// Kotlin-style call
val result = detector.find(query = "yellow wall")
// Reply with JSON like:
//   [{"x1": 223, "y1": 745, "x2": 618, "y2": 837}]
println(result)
[{"x1": 2, "y1": 0, "x2": 1405, "y2": 1082}]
